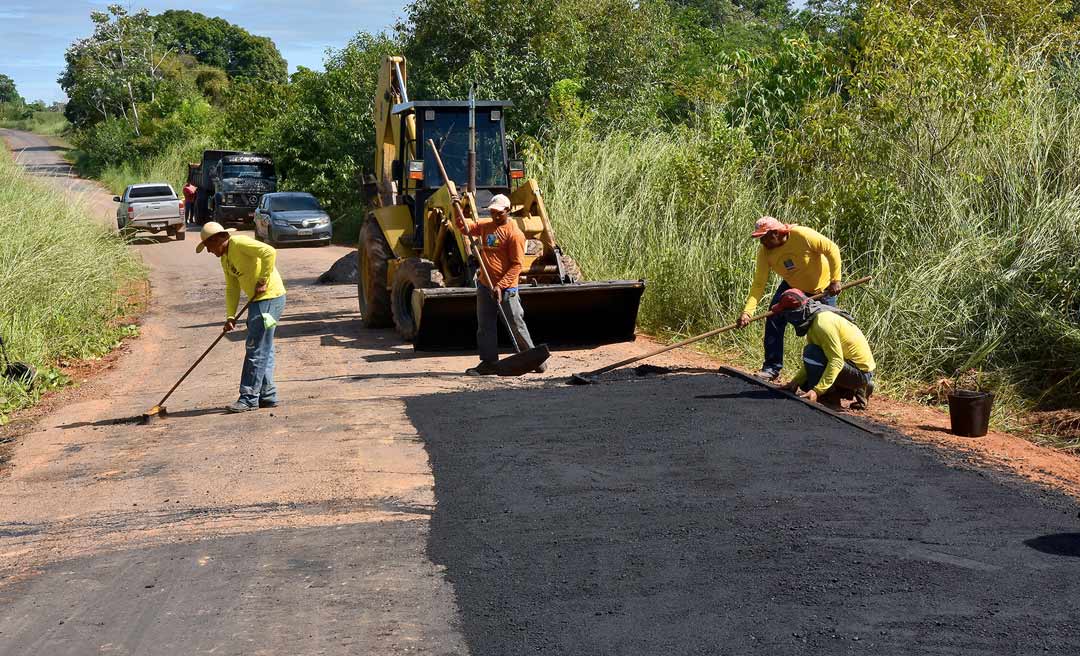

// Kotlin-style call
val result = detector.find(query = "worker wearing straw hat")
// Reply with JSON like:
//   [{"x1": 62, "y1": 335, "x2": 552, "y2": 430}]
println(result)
[{"x1": 196, "y1": 222, "x2": 287, "y2": 412}]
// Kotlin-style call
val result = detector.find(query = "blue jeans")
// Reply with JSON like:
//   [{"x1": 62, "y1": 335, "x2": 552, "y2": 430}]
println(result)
[
  {"x1": 239, "y1": 294, "x2": 286, "y2": 407},
  {"x1": 763, "y1": 281, "x2": 837, "y2": 372},
  {"x1": 800, "y1": 344, "x2": 873, "y2": 395}
]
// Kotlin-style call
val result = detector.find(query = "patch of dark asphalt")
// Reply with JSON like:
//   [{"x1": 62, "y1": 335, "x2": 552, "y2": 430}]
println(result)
[
  {"x1": 407, "y1": 373, "x2": 1080, "y2": 655},
  {"x1": 0, "y1": 521, "x2": 466, "y2": 655}
]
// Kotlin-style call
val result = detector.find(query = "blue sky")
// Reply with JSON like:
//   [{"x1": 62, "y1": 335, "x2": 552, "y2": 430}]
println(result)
[{"x1": 0, "y1": 1, "x2": 408, "y2": 103}]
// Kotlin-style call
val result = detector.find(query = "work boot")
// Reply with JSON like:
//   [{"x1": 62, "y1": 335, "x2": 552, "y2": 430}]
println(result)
[
  {"x1": 226, "y1": 400, "x2": 258, "y2": 413},
  {"x1": 755, "y1": 367, "x2": 781, "y2": 382},
  {"x1": 851, "y1": 381, "x2": 874, "y2": 411},
  {"x1": 259, "y1": 399, "x2": 279, "y2": 408},
  {"x1": 465, "y1": 361, "x2": 499, "y2": 376}
]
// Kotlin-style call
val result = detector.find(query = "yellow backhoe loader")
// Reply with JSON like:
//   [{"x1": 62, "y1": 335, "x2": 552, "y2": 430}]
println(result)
[{"x1": 358, "y1": 55, "x2": 645, "y2": 349}]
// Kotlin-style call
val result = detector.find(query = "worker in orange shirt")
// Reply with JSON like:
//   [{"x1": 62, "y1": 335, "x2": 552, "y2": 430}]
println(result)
[{"x1": 455, "y1": 193, "x2": 543, "y2": 376}]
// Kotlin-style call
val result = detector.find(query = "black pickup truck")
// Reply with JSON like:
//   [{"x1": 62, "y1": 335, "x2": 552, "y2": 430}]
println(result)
[{"x1": 190, "y1": 150, "x2": 277, "y2": 224}]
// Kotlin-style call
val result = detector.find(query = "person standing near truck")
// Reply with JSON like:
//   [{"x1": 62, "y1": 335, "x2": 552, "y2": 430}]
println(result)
[
  {"x1": 736, "y1": 216, "x2": 844, "y2": 381},
  {"x1": 196, "y1": 222, "x2": 287, "y2": 412},
  {"x1": 454, "y1": 194, "x2": 543, "y2": 376},
  {"x1": 182, "y1": 180, "x2": 197, "y2": 224}
]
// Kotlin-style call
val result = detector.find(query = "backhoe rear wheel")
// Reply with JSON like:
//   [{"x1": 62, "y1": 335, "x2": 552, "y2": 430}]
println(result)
[
  {"x1": 391, "y1": 258, "x2": 445, "y2": 341},
  {"x1": 358, "y1": 218, "x2": 393, "y2": 328}
]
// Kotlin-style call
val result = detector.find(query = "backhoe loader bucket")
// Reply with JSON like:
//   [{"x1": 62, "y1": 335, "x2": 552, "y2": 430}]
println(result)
[{"x1": 410, "y1": 280, "x2": 646, "y2": 350}]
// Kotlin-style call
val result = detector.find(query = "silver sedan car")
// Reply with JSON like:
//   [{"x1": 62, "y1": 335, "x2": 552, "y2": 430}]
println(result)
[{"x1": 254, "y1": 192, "x2": 333, "y2": 246}]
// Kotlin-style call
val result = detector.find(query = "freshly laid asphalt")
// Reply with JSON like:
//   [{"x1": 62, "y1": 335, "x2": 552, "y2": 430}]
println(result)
[{"x1": 409, "y1": 373, "x2": 1080, "y2": 655}]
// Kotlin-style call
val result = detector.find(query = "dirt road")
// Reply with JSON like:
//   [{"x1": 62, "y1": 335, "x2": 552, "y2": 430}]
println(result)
[
  {"x1": 2, "y1": 129, "x2": 1079, "y2": 654},
  {"x1": 0, "y1": 130, "x2": 702, "y2": 654}
]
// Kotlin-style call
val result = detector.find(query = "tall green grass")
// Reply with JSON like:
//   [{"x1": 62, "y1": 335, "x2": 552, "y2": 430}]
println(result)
[
  {"x1": 0, "y1": 149, "x2": 145, "y2": 418},
  {"x1": 536, "y1": 68, "x2": 1080, "y2": 425}
]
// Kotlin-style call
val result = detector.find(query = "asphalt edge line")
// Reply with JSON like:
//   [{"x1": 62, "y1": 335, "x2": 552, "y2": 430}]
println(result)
[{"x1": 718, "y1": 365, "x2": 887, "y2": 437}]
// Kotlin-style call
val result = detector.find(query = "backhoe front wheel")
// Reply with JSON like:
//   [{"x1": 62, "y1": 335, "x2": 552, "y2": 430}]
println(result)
[
  {"x1": 391, "y1": 258, "x2": 445, "y2": 341},
  {"x1": 358, "y1": 219, "x2": 393, "y2": 328}
]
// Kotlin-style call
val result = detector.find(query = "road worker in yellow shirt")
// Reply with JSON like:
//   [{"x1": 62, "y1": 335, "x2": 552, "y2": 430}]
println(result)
[
  {"x1": 773, "y1": 289, "x2": 876, "y2": 409},
  {"x1": 736, "y1": 216, "x2": 844, "y2": 381},
  {"x1": 196, "y1": 222, "x2": 287, "y2": 413}
]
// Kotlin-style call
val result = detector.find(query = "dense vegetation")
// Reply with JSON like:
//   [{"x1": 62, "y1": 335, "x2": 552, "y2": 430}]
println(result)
[
  {"x1": 0, "y1": 149, "x2": 144, "y2": 419},
  {"x1": 39, "y1": 0, "x2": 1080, "y2": 419}
]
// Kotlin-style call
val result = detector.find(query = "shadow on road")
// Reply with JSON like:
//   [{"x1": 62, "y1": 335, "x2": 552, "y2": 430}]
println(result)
[
  {"x1": 58, "y1": 406, "x2": 228, "y2": 429},
  {"x1": 1025, "y1": 533, "x2": 1080, "y2": 558}
]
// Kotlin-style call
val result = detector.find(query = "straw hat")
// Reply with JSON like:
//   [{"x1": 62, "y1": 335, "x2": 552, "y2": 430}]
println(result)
[{"x1": 195, "y1": 222, "x2": 236, "y2": 253}]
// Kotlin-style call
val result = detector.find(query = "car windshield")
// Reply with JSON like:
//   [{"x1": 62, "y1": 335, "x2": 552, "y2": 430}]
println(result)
[
  {"x1": 129, "y1": 185, "x2": 174, "y2": 199},
  {"x1": 423, "y1": 109, "x2": 507, "y2": 188},
  {"x1": 270, "y1": 195, "x2": 321, "y2": 212},
  {"x1": 222, "y1": 164, "x2": 275, "y2": 179}
]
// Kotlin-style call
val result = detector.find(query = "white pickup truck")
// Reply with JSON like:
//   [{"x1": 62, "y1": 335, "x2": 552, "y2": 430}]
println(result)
[{"x1": 114, "y1": 183, "x2": 185, "y2": 240}]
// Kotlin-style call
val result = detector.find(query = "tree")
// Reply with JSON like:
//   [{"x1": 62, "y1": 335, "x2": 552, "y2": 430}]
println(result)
[
  {"x1": 59, "y1": 5, "x2": 172, "y2": 132},
  {"x1": 154, "y1": 10, "x2": 287, "y2": 83},
  {"x1": 397, "y1": 0, "x2": 680, "y2": 134},
  {"x1": 0, "y1": 74, "x2": 19, "y2": 104}
]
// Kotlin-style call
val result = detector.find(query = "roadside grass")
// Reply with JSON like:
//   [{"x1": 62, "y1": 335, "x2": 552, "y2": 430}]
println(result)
[
  {"x1": 0, "y1": 149, "x2": 145, "y2": 420},
  {"x1": 0, "y1": 111, "x2": 69, "y2": 137},
  {"x1": 535, "y1": 71, "x2": 1080, "y2": 445}
]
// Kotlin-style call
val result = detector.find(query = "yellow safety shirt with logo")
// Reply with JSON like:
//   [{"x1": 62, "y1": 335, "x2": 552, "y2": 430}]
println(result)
[
  {"x1": 790, "y1": 311, "x2": 876, "y2": 395},
  {"x1": 221, "y1": 235, "x2": 286, "y2": 320},
  {"x1": 742, "y1": 225, "x2": 842, "y2": 314}
]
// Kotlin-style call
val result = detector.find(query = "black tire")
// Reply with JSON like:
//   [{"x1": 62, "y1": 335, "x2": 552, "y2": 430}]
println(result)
[
  {"x1": 560, "y1": 253, "x2": 584, "y2": 283},
  {"x1": 391, "y1": 258, "x2": 445, "y2": 341},
  {"x1": 358, "y1": 218, "x2": 393, "y2": 328}
]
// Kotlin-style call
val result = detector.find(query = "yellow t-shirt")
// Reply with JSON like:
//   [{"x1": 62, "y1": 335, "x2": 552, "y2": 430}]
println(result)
[
  {"x1": 221, "y1": 235, "x2": 286, "y2": 319},
  {"x1": 791, "y1": 311, "x2": 876, "y2": 394},
  {"x1": 743, "y1": 225, "x2": 842, "y2": 314}
]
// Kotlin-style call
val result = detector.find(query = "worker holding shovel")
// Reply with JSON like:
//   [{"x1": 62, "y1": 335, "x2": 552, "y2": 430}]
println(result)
[
  {"x1": 454, "y1": 194, "x2": 544, "y2": 376},
  {"x1": 196, "y1": 222, "x2": 287, "y2": 413},
  {"x1": 736, "y1": 216, "x2": 844, "y2": 381},
  {"x1": 772, "y1": 289, "x2": 876, "y2": 409}
]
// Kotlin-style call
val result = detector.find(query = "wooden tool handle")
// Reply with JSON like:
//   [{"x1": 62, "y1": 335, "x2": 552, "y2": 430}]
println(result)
[
  {"x1": 153, "y1": 299, "x2": 253, "y2": 408},
  {"x1": 581, "y1": 276, "x2": 873, "y2": 378}
]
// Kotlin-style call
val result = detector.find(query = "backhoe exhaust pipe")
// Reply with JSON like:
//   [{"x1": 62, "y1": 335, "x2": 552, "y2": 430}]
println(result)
[{"x1": 468, "y1": 85, "x2": 477, "y2": 195}]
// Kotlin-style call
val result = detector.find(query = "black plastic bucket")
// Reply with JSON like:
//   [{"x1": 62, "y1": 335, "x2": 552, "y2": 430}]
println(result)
[{"x1": 948, "y1": 389, "x2": 994, "y2": 437}]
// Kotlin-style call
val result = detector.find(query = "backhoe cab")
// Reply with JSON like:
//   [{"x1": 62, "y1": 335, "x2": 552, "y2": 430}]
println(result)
[{"x1": 358, "y1": 55, "x2": 645, "y2": 349}]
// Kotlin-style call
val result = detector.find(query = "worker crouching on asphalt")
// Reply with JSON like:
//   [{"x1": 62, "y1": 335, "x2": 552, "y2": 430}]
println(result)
[
  {"x1": 455, "y1": 194, "x2": 544, "y2": 376},
  {"x1": 196, "y1": 222, "x2": 287, "y2": 412},
  {"x1": 773, "y1": 289, "x2": 876, "y2": 410},
  {"x1": 737, "y1": 216, "x2": 844, "y2": 382}
]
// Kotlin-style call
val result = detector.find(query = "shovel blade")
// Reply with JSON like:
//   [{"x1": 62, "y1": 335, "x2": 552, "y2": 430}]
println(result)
[{"x1": 494, "y1": 344, "x2": 551, "y2": 377}]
